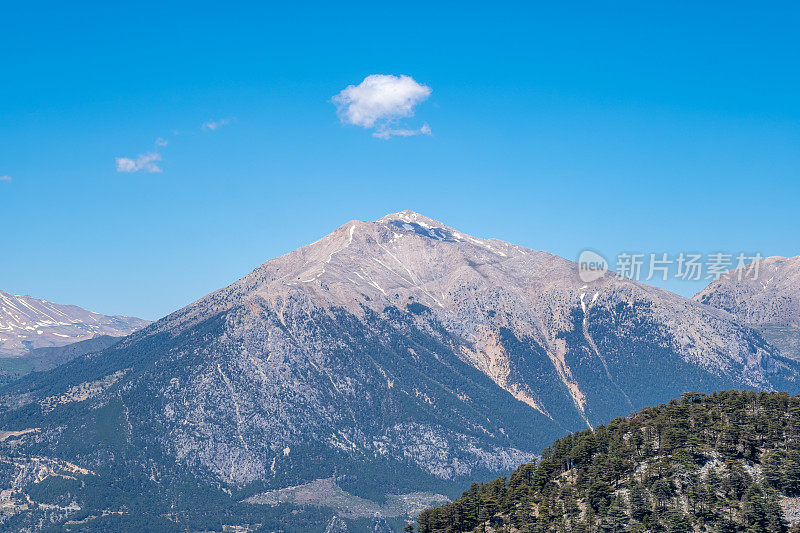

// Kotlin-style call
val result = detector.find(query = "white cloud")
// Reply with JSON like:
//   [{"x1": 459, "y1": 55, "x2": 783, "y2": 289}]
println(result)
[
  {"x1": 116, "y1": 152, "x2": 162, "y2": 173},
  {"x1": 373, "y1": 123, "x2": 432, "y2": 140},
  {"x1": 332, "y1": 74, "x2": 432, "y2": 138},
  {"x1": 203, "y1": 118, "x2": 234, "y2": 131},
  {"x1": 155, "y1": 137, "x2": 168, "y2": 147},
  {"x1": 0, "y1": 175, "x2": 11, "y2": 183}
]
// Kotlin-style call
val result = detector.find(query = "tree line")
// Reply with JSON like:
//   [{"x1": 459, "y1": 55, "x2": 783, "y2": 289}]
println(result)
[{"x1": 414, "y1": 390, "x2": 800, "y2": 532}]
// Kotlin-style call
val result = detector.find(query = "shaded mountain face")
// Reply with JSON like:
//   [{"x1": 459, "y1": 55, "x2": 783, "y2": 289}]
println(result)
[
  {"x1": 0, "y1": 335, "x2": 122, "y2": 386},
  {"x1": 695, "y1": 256, "x2": 800, "y2": 359},
  {"x1": 0, "y1": 290, "x2": 148, "y2": 356},
  {"x1": 0, "y1": 212, "x2": 798, "y2": 531}
]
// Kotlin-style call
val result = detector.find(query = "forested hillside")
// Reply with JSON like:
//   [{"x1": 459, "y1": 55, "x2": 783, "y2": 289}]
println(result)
[{"x1": 417, "y1": 391, "x2": 800, "y2": 532}]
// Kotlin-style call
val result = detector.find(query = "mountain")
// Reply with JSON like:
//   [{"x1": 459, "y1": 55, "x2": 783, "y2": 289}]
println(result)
[
  {"x1": 695, "y1": 256, "x2": 800, "y2": 360},
  {"x1": 0, "y1": 211, "x2": 798, "y2": 531},
  {"x1": 417, "y1": 390, "x2": 800, "y2": 533},
  {"x1": 0, "y1": 290, "x2": 149, "y2": 356},
  {"x1": 0, "y1": 335, "x2": 123, "y2": 386}
]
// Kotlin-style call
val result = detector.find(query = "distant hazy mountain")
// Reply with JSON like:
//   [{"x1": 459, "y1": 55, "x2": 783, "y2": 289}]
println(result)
[
  {"x1": 0, "y1": 212, "x2": 797, "y2": 531},
  {"x1": 695, "y1": 255, "x2": 800, "y2": 359},
  {"x1": 0, "y1": 335, "x2": 122, "y2": 386},
  {"x1": 0, "y1": 290, "x2": 148, "y2": 356}
]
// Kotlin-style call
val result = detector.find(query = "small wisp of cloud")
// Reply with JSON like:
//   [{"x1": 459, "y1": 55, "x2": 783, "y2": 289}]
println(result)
[
  {"x1": 116, "y1": 119, "x2": 231, "y2": 174},
  {"x1": 116, "y1": 137, "x2": 171, "y2": 173},
  {"x1": 373, "y1": 123, "x2": 431, "y2": 140},
  {"x1": 332, "y1": 74, "x2": 432, "y2": 139},
  {"x1": 203, "y1": 118, "x2": 234, "y2": 131},
  {"x1": 0, "y1": 175, "x2": 11, "y2": 183},
  {"x1": 116, "y1": 152, "x2": 162, "y2": 173}
]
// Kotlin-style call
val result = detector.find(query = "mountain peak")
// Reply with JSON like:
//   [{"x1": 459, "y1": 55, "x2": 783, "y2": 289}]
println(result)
[
  {"x1": 374, "y1": 211, "x2": 471, "y2": 244},
  {"x1": 377, "y1": 210, "x2": 450, "y2": 229},
  {"x1": 3, "y1": 214, "x2": 799, "y2": 532}
]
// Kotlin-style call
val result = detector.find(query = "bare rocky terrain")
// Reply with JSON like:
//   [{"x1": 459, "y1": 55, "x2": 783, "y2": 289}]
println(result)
[{"x1": 244, "y1": 477, "x2": 449, "y2": 519}]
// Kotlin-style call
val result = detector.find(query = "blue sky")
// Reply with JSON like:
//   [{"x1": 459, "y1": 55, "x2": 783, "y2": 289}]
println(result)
[{"x1": 2, "y1": 2, "x2": 799, "y2": 320}]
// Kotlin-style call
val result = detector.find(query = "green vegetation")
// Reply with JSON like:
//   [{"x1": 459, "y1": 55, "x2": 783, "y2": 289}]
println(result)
[
  {"x1": 0, "y1": 357, "x2": 34, "y2": 386},
  {"x1": 417, "y1": 390, "x2": 800, "y2": 532},
  {"x1": 0, "y1": 336, "x2": 121, "y2": 387}
]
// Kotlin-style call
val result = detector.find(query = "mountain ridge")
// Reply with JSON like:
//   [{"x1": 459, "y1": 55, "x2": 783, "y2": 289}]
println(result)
[
  {"x1": 143, "y1": 211, "x2": 793, "y2": 427},
  {"x1": 0, "y1": 335, "x2": 122, "y2": 386},
  {"x1": 0, "y1": 290, "x2": 148, "y2": 356},
  {"x1": 695, "y1": 255, "x2": 800, "y2": 359},
  {"x1": 1, "y1": 211, "x2": 798, "y2": 531}
]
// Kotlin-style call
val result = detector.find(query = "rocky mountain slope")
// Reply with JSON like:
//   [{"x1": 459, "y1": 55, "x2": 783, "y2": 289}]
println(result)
[
  {"x1": 417, "y1": 390, "x2": 800, "y2": 533},
  {"x1": 0, "y1": 290, "x2": 148, "y2": 356},
  {"x1": 695, "y1": 255, "x2": 800, "y2": 359},
  {"x1": 0, "y1": 211, "x2": 798, "y2": 531}
]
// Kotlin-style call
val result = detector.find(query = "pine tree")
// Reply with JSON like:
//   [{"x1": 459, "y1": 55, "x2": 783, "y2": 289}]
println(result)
[
  {"x1": 586, "y1": 477, "x2": 611, "y2": 511},
  {"x1": 651, "y1": 478, "x2": 674, "y2": 510},
  {"x1": 600, "y1": 495, "x2": 628, "y2": 533},
  {"x1": 743, "y1": 484, "x2": 767, "y2": 532},
  {"x1": 762, "y1": 450, "x2": 785, "y2": 489},
  {"x1": 763, "y1": 486, "x2": 788, "y2": 533},
  {"x1": 629, "y1": 481, "x2": 650, "y2": 521},
  {"x1": 783, "y1": 453, "x2": 800, "y2": 496},
  {"x1": 664, "y1": 509, "x2": 689, "y2": 533}
]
